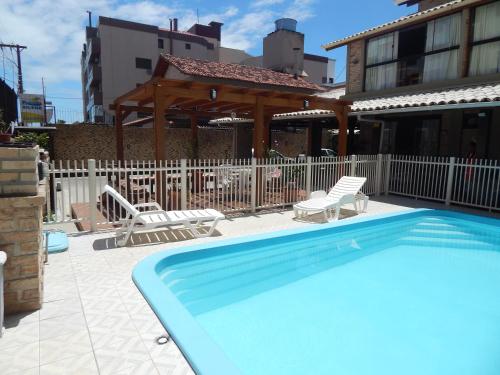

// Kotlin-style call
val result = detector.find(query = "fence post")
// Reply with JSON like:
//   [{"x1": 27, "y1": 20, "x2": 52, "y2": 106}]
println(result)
[
  {"x1": 375, "y1": 154, "x2": 383, "y2": 196},
  {"x1": 350, "y1": 155, "x2": 357, "y2": 176},
  {"x1": 88, "y1": 159, "x2": 97, "y2": 232},
  {"x1": 445, "y1": 157, "x2": 455, "y2": 206},
  {"x1": 180, "y1": 159, "x2": 187, "y2": 210},
  {"x1": 306, "y1": 156, "x2": 312, "y2": 197},
  {"x1": 384, "y1": 154, "x2": 392, "y2": 196},
  {"x1": 251, "y1": 158, "x2": 257, "y2": 212}
]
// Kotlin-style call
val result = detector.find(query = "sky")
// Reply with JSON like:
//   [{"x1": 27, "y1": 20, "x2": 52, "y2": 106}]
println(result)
[{"x1": 0, "y1": 0, "x2": 417, "y2": 122}]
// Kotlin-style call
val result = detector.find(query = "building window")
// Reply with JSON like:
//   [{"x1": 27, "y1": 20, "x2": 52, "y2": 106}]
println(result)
[
  {"x1": 322, "y1": 77, "x2": 327, "y2": 83},
  {"x1": 423, "y1": 13, "x2": 461, "y2": 83},
  {"x1": 365, "y1": 32, "x2": 398, "y2": 91},
  {"x1": 158, "y1": 38, "x2": 164, "y2": 49},
  {"x1": 185, "y1": 43, "x2": 191, "y2": 50},
  {"x1": 364, "y1": 13, "x2": 461, "y2": 91},
  {"x1": 329, "y1": 78, "x2": 334, "y2": 84},
  {"x1": 135, "y1": 57, "x2": 152, "y2": 70},
  {"x1": 469, "y1": 1, "x2": 500, "y2": 76}
]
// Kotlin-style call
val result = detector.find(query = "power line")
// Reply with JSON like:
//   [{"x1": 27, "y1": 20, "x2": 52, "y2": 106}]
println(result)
[
  {"x1": 335, "y1": 64, "x2": 346, "y2": 82},
  {"x1": 46, "y1": 96, "x2": 83, "y2": 100}
]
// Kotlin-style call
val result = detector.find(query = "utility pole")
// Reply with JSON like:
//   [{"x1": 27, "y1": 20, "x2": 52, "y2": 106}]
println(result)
[{"x1": 0, "y1": 43, "x2": 27, "y2": 94}]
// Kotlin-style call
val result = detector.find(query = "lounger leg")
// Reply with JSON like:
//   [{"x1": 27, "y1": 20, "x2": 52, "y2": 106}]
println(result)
[
  {"x1": 353, "y1": 201, "x2": 358, "y2": 213},
  {"x1": 363, "y1": 196, "x2": 369, "y2": 212},
  {"x1": 117, "y1": 225, "x2": 134, "y2": 247},
  {"x1": 332, "y1": 207, "x2": 340, "y2": 221},
  {"x1": 323, "y1": 210, "x2": 328, "y2": 222},
  {"x1": 205, "y1": 218, "x2": 220, "y2": 236}
]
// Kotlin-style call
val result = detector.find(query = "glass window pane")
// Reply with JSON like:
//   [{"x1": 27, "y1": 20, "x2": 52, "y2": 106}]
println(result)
[
  {"x1": 365, "y1": 62, "x2": 397, "y2": 91},
  {"x1": 426, "y1": 13, "x2": 461, "y2": 52},
  {"x1": 423, "y1": 50, "x2": 459, "y2": 82},
  {"x1": 366, "y1": 33, "x2": 397, "y2": 65},
  {"x1": 469, "y1": 41, "x2": 500, "y2": 76},
  {"x1": 473, "y1": 1, "x2": 500, "y2": 42}
]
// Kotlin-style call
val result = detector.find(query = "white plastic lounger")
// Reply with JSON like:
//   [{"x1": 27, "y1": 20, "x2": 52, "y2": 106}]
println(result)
[
  {"x1": 104, "y1": 185, "x2": 225, "y2": 246},
  {"x1": 293, "y1": 176, "x2": 368, "y2": 222}
]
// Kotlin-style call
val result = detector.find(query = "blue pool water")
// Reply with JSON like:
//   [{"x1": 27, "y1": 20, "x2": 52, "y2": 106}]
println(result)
[{"x1": 133, "y1": 210, "x2": 500, "y2": 375}]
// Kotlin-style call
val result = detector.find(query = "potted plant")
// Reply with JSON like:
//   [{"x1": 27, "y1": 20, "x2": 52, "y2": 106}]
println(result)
[{"x1": 0, "y1": 110, "x2": 11, "y2": 143}]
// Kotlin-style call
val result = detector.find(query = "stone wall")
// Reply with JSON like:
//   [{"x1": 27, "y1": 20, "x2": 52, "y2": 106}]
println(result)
[
  {"x1": 346, "y1": 39, "x2": 365, "y2": 95},
  {"x1": 271, "y1": 131, "x2": 307, "y2": 157},
  {"x1": 198, "y1": 128, "x2": 233, "y2": 159},
  {"x1": 53, "y1": 124, "x2": 233, "y2": 161}
]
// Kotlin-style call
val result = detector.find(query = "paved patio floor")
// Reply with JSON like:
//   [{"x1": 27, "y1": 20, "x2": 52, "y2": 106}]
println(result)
[{"x1": 1, "y1": 196, "x2": 499, "y2": 374}]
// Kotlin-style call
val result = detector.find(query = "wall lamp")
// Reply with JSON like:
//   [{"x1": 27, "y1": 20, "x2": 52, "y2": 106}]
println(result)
[{"x1": 209, "y1": 88, "x2": 217, "y2": 101}]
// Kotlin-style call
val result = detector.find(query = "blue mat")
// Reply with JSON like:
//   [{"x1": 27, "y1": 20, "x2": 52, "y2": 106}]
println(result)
[{"x1": 44, "y1": 231, "x2": 69, "y2": 254}]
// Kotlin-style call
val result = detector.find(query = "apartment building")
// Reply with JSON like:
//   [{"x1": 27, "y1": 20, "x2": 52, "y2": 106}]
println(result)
[
  {"x1": 323, "y1": 0, "x2": 500, "y2": 159},
  {"x1": 81, "y1": 17, "x2": 335, "y2": 123}
]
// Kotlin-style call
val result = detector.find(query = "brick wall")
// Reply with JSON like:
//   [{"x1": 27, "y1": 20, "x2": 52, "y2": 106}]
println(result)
[
  {"x1": 1, "y1": 190, "x2": 45, "y2": 314},
  {"x1": 0, "y1": 145, "x2": 45, "y2": 315},
  {"x1": 0, "y1": 146, "x2": 39, "y2": 196},
  {"x1": 346, "y1": 40, "x2": 365, "y2": 94},
  {"x1": 346, "y1": 39, "x2": 365, "y2": 95}
]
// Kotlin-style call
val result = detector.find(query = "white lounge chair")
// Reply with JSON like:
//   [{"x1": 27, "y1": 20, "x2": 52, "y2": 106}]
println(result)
[
  {"x1": 293, "y1": 176, "x2": 368, "y2": 222},
  {"x1": 104, "y1": 185, "x2": 225, "y2": 246}
]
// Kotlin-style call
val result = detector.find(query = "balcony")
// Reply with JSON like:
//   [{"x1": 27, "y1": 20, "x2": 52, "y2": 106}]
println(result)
[
  {"x1": 85, "y1": 64, "x2": 101, "y2": 92},
  {"x1": 84, "y1": 37, "x2": 100, "y2": 68}
]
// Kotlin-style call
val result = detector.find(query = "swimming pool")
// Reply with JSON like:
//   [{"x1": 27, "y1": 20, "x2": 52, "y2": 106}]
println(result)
[{"x1": 133, "y1": 209, "x2": 500, "y2": 375}]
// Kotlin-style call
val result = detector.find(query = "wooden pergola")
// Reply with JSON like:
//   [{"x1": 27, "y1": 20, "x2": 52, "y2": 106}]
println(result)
[{"x1": 111, "y1": 57, "x2": 352, "y2": 161}]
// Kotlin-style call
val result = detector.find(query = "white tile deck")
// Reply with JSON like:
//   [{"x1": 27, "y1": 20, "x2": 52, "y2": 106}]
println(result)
[{"x1": 1, "y1": 196, "x2": 499, "y2": 374}]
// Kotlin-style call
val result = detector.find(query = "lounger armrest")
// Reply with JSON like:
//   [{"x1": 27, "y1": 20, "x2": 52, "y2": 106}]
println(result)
[
  {"x1": 310, "y1": 190, "x2": 327, "y2": 199},
  {"x1": 338, "y1": 193, "x2": 356, "y2": 205},
  {"x1": 133, "y1": 202, "x2": 162, "y2": 211}
]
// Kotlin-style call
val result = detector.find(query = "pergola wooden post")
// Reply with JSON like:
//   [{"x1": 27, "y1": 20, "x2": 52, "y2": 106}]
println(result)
[
  {"x1": 115, "y1": 104, "x2": 124, "y2": 161},
  {"x1": 334, "y1": 106, "x2": 349, "y2": 156},
  {"x1": 190, "y1": 114, "x2": 198, "y2": 158}
]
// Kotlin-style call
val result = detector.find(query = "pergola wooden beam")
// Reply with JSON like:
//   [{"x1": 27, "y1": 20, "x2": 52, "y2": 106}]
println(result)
[{"x1": 113, "y1": 77, "x2": 351, "y2": 161}]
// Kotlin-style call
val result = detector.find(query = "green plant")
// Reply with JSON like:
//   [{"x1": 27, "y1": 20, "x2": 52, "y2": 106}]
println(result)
[
  {"x1": 43, "y1": 211, "x2": 56, "y2": 223},
  {"x1": 0, "y1": 110, "x2": 9, "y2": 133},
  {"x1": 14, "y1": 132, "x2": 49, "y2": 149}
]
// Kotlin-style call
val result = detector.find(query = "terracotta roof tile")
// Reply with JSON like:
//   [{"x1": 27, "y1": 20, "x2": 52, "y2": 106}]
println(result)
[
  {"x1": 353, "y1": 82, "x2": 500, "y2": 112},
  {"x1": 160, "y1": 53, "x2": 323, "y2": 92}
]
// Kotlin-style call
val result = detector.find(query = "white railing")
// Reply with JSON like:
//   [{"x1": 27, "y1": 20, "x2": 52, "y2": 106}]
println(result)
[{"x1": 44, "y1": 154, "x2": 500, "y2": 229}]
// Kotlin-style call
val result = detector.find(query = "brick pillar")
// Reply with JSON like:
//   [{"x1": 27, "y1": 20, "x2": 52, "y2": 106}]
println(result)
[{"x1": 0, "y1": 145, "x2": 46, "y2": 314}]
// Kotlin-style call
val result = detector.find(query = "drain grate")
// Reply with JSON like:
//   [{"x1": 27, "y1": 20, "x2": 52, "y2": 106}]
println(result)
[{"x1": 156, "y1": 334, "x2": 170, "y2": 345}]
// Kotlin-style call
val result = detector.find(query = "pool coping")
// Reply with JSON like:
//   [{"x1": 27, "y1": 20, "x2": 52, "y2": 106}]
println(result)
[{"x1": 132, "y1": 208, "x2": 500, "y2": 375}]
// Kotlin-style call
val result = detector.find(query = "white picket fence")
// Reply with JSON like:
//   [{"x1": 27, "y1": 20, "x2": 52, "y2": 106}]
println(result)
[{"x1": 44, "y1": 154, "x2": 500, "y2": 230}]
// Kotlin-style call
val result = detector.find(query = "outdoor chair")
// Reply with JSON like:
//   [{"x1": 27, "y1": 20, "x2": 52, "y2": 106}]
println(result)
[
  {"x1": 293, "y1": 176, "x2": 368, "y2": 221},
  {"x1": 104, "y1": 185, "x2": 225, "y2": 246}
]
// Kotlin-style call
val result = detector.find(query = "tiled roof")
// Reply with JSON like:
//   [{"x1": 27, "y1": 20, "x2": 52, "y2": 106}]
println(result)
[
  {"x1": 353, "y1": 82, "x2": 500, "y2": 112},
  {"x1": 210, "y1": 82, "x2": 500, "y2": 122},
  {"x1": 160, "y1": 54, "x2": 324, "y2": 91},
  {"x1": 316, "y1": 86, "x2": 346, "y2": 99},
  {"x1": 322, "y1": 0, "x2": 476, "y2": 50}
]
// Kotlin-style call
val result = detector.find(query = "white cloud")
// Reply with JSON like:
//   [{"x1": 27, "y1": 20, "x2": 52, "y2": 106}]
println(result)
[
  {"x1": 284, "y1": 0, "x2": 316, "y2": 21},
  {"x1": 251, "y1": 0, "x2": 284, "y2": 7},
  {"x1": 0, "y1": 0, "x2": 317, "y2": 101},
  {"x1": 223, "y1": 11, "x2": 276, "y2": 50}
]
